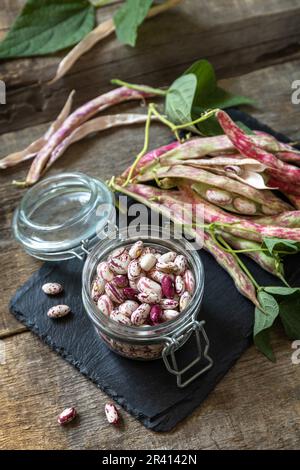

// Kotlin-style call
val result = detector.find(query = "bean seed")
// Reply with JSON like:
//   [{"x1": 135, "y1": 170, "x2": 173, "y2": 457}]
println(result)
[
  {"x1": 129, "y1": 240, "x2": 144, "y2": 259},
  {"x1": 184, "y1": 270, "x2": 195, "y2": 295},
  {"x1": 175, "y1": 275, "x2": 185, "y2": 295},
  {"x1": 138, "y1": 291, "x2": 161, "y2": 304},
  {"x1": 156, "y1": 261, "x2": 177, "y2": 273},
  {"x1": 105, "y1": 282, "x2": 125, "y2": 304},
  {"x1": 119, "y1": 300, "x2": 139, "y2": 317},
  {"x1": 42, "y1": 282, "x2": 63, "y2": 295},
  {"x1": 97, "y1": 261, "x2": 114, "y2": 282},
  {"x1": 97, "y1": 294, "x2": 113, "y2": 317},
  {"x1": 105, "y1": 403, "x2": 120, "y2": 425},
  {"x1": 161, "y1": 275, "x2": 175, "y2": 298},
  {"x1": 139, "y1": 253, "x2": 157, "y2": 272},
  {"x1": 128, "y1": 259, "x2": 142, "y2": 279},
  {"x1": 179, "y1": 291, "x2": 192, "y2": 311},
  {"x1": 174, "y1": 255, "x2": 187, "y2": 275},
  {"x1": 160, "y1": 298, "x2": 178, "y2": 310},
  {"x1": 57, "y1": 407, "x2": 76, "y2": 425},
  {"x1": 162, "y1": 309, "x2": 180, "y2": 321},
  {"x1": 137, "y1": 277, "x2": 162, "y2": 296},
  {"x1": 109, "y1": 252, "x2": 130, "y2": 275},
  {"x1": 47, "y1": 305, "x2": 70, "y2": 318},
  {"x1": 131, "y1": 303, "x2": 151, "y2": 326}
]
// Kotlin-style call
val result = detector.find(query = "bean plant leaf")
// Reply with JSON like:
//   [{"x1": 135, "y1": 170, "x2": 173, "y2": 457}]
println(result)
[
  {"x1": 0, "y1": 0, "x2": 95, "y2": 59},
  {"x1": 165, "y1": 74, "x2": 198, "y2": 128},
  {"x1": 264, "y1": 286, "x2": 300, "y2": 296},
  {"x1": 114, "y1": 0, "x2": 153, "y2": 47},
  {"x1": 262, "y1": 237, "x2": 300, "y2": 256},
  {"x1": 253, "y1": 291, "x2": 280, "y2": 361}
]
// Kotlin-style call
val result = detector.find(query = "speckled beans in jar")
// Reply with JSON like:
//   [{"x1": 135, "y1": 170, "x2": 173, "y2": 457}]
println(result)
[{"x1": 82, "y1": 229, "x2": 204, "y2": 362}]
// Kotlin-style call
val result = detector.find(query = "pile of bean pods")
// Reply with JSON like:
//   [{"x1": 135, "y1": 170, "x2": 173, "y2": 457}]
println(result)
[{"x1": 91, "y1": 240, "x2": 195, "y2": 327}]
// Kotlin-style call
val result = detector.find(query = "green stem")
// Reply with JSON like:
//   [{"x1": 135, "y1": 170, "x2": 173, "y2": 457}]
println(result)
[
  {"x1": 111, "y1": 79, "x2": 168, "y2": 97},
  {"x1": 174, "y1": 109, "x2": 218, "y2": 130},
  {"x1": 122, "y1": 106, "x2": 153, "y2": 187}
]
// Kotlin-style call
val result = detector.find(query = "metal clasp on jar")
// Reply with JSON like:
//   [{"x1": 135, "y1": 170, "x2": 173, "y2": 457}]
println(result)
[{"x1": 162, "y1": 320, "x2": 213, "y2": 388}]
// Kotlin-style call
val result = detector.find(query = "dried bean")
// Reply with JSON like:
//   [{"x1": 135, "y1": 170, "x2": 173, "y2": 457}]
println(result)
[
  {"x1": 97, "y1": 261, "x2": 114, "y2": 282},
  {"x1": 161, "y1": 275, "x2": 175, "y2": 298},
  {"x1": 131, "y1": 303, "x2": 151, "y2": 326},
  {"x1": 57, "y1": 407, "x2": 76, "y2": 425},
  {"x1": 42, "y1": 282, "x2": 63, "y2": 295},
  {"x1": 104, "y1": 403, "x2": 119, "y2": 425},
  {"x1": 179, "y1": 291, "x2": 192, "y2": 311},
  {"x1": 97, "y1": 294, "x2": 113, "y2": 317},
  {"x1": 47, "y1": 305, "x2": 70, "y2": 318},
  {"x1": 139, "y1": 253, "x2": 157, "y2": 271},
  {"x1": 129, "y1": 240, "x2": 144, "y2": 259}
]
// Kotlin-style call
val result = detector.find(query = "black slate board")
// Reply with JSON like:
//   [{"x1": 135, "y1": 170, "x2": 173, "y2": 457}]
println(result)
[{"x1": 10, "y1": 111, "x2": 300, "y2": 432}]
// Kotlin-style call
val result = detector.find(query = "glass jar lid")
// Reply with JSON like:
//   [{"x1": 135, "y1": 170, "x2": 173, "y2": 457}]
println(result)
[{"x1": 12, "y1": 172, "x2": 115, "y2": 261}]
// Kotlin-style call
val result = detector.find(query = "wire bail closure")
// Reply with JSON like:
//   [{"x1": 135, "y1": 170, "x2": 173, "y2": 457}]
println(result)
[{"x1": 162, "y1": 320, "x2": 213, "y2": 388}]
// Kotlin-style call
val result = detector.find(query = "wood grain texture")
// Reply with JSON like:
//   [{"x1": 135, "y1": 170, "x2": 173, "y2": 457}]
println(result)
[
  {"x1": 1, "y1": 1, "x2": 300, "y2": 132},
  {"x1": 0, "y1": 329, "x2": 299, "y2": 450}
]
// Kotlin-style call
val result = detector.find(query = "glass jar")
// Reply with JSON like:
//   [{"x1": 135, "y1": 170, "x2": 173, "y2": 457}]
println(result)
[{"x1": 12, "y1": 172, "x2": 213, "y2": 387}]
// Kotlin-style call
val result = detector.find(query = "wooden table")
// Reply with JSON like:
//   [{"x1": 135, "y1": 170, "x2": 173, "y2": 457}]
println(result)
[{"x1": 1, "y1": 0, "x2": 300, "y2": 450}]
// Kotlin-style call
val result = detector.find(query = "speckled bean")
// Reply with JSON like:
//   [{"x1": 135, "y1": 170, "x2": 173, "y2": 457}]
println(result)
[
  {"x1": 42, "y1": 282, "x2": 63, "y2": 295},
  {"x1": 47, "y1": 305, "x2": 70, "y2": 318}
]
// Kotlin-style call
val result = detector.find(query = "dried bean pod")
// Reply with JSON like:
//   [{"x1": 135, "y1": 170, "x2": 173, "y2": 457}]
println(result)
[
  {"x1": 157, "y1": 251, "x2": 177, "y2": 263},
  {"x1": 104, "y1": 403, "x2": 120, "y2": 425},
  {"x1": 112, "y1": 275, "x2": 128, "y2": 288},
  {"x1": 131, "y1": 303, "x2": 151, "y2": 326},
  {"x1": 179, "y1": 291, "x2": 192, "y2": 311},
  {"x1": 175, "y1": 275, "x2": 185, "y2": 295},
  {"x1": 119, "y1": 300, "x2": 139, "y2": 317},
  {"x1": 161, "y1": 275, "x2": 175, "y2": 298},
  {"x1": 108, "y1": 252, "x2": 130, "y2": 275},
  {"x1": 123, "y1": 287, "x2": 139, "y2": 300},
  {"x1": 129, "y1": 240, "x2": 144, "y2": 259},
  {"x1": 174, "y1": 255, "x2": 187, "y2": 275},
  {"x1": 233, "y1": 197, "x2": 257, "y2": 215},
  {"x1": 105, "y1": 282, "x2": 125, "y2": 304},
  {"x1": 150, "y1": 304, "x2": 163, "y2": 324},
  {"x1": 137, "y1": 277, "x2": 162, "y2": 296},
  {"x1": 160, "y1": 298, "x2": 179, "y2": 310},
  {"x1": 97, "y1": 294, "x2": 113, "y2": 317},
  {"x1": 42, "y1": 282, "x2": 63, "y2": 295},
  {"x1": 128, "y1": 259, "x2": 142, "y2": 279},
  {"x1": 183, "y1": 270, "x2": 195, "y2": 295},
  {"x1": 97, "y1": 261, "x2": 114, "y2": 282},
  {"x1": 139, "y1": 253, "x2": 157, "y2": 272},
  {"x1": 162, "y1": 309, "x2": 180, "y2": 321},
  {"x1": 47, "y1": 305, "x2": 70, "y2": 318},
  {"x1": 57, "y1": 407, "x2": 76, "y2": 425},
  {"x1": 138, "y1": 291, "x2": 161, "y2": 304}
]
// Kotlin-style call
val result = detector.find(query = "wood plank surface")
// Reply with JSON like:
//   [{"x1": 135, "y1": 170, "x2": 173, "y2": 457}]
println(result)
[
  {"x1": 1, "y1": 0, "x2": 300, "y2": 451},
  {"x1": 0, "y1": 329, "x2": 299, "y2": 450},
  {"x1": 1, "y1": 1, "x2": 300, "y2": 133}
]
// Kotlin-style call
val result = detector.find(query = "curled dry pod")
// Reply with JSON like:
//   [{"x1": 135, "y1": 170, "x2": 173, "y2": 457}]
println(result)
[
  {"x1": 131, "y1": 303, "x2": 151, "y2": 326},
  {"x1": 140, "y1": 253, "x2": 157, "y2": 272},
  {"x1": 123, "y1": 287, "x2": 139, "y2": 301},
  {"x1": 129, "y1": 240, "x2": 144, "y2": 259},
  {"x1": 97, "y1": 294, "x2": 113, "y2": 317},
  {"x1": 206, "y1": 188, "x2": 233, "y2": 205},
  {"x1": 128, "y1": 259, "x2": 142, "y2": 280},
  {"x1": 42, "y1": 282, "x2": 63, "y2": 295},
  {"x1": 57, "y1": 407, "x2": 76, "y2": 425},
  {"x1": 148, "y1": 269, "x2": 165, "y2": 284},
  {"x1": 47, "y1": 305, "x2": 70, "y2": 318},
  {"x1": 158, "y1": 251, "x2": 177, "y2": 263},
  {"x1": 179, "y1": 291, "x2": 192, "y2": 312},
  {"x1": 160, "y1": 298, "x2": 179, "y2": 310},
  {"x1": 174, "y1": 255, "x2": 187, "y2": 275},
  {"x1": 150, "y1": 304, "x2": 163, "y2": 324},
  {"x1": 137, "y1": 277, "x2": 162, "y2": 296},
  {"x1": 105, "y1": 282, "x2": 125, "y2": 304},
  {"x1": 112, "y1": 275, "x2": 128, "y2": 288},
  {"x1": 175, "y1": 275, "x2": 185, "y2": 296},
  {"x1": 138, "y1": 291, "x2": 161, "y2": 304},
  {"x1": 105, "y1": 403, "x2": 120, "y2": 425},
  {"x1": 119, "y1": 300, "x2": 139, "y2": 317},
  {"x1": 233, "y1": 197, "x2": 257, "y2": 215},
  {"x1": 108, "y1": 251, "x2": 130, "y2": 275},
  {"x1": 97, "y1": 261, "x2": 114, "y2": 282},
  {"x1": 156, "y1": 261, "x2": 177, "y2": 274},
  {"x1": 161, "y1": 275, "x2": 175, "y2": 298},
  {"x1": 91, "y1": 277, "x2": 105, "y2": 302},
  {"x1": 162, "y1": 309, "x2": 180, "y2": 321},
  {"x1": 184, "y1": 270, "x2": 195, "y2": 295}
]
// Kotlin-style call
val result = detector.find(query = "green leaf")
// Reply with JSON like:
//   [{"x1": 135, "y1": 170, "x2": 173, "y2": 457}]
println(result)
[
  {"x1": 0, "y1": 0, "x2": 95, "y2": 59},
  {"x1": 165, "y1": 74, "x2": 198, "y2": 126},
  {"x1": 114, "y1": 0, "x2": 153, "y2": 47},
  {"x1": 263, "y1": 237, "x2": 300, "y2": 256},
  {"x1": 253, "y1": 292, "x2": 279, "y2": 361},
  {"x1": 279, "y1": 294, "x2": 300, "y2": 339}
]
